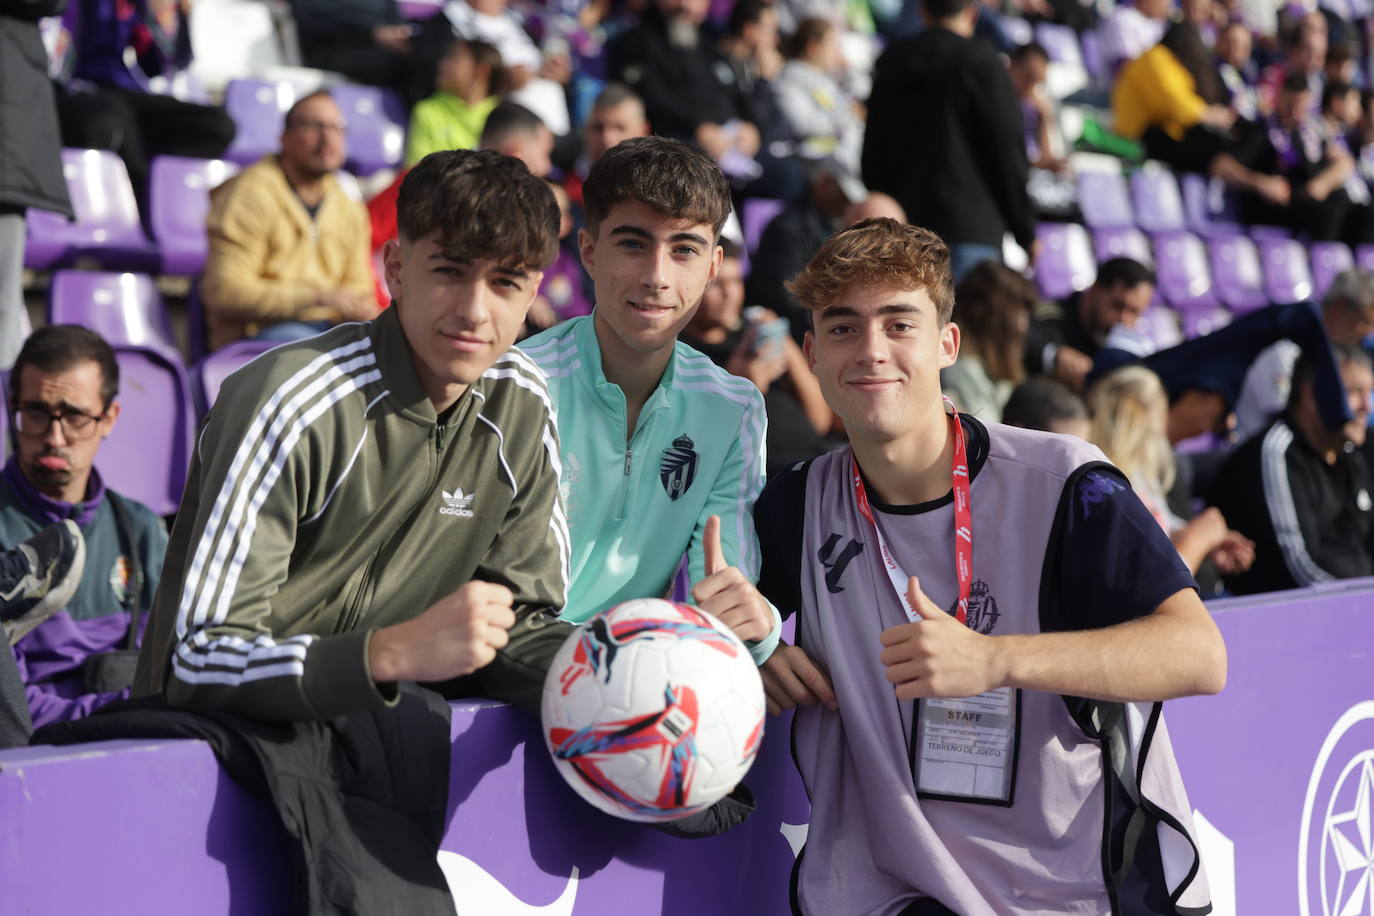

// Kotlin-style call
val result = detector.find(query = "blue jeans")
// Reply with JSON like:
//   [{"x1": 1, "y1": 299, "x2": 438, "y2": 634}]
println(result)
[
  {"x1": 252, "y1": 320, "x2": 333, "y2": 343},
  {"x1": 949, "y1": 243, "x2": 1004, "y2": 284}
]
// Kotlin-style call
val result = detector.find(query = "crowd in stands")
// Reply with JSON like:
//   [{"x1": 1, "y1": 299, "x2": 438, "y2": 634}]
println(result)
[{"x1": 5, "y1": 0, "x2": 1374, "y2": 746}]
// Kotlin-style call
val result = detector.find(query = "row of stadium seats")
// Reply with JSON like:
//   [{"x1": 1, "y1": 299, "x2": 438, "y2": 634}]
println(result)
[{"x1": 1035, "y1": 220, "x2": 1371, "y2": 320}]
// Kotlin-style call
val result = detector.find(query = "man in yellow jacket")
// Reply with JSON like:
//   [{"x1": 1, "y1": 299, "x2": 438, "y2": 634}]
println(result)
[{"x1": 201, "y1": 91, "x2": 377, "y2": 350}]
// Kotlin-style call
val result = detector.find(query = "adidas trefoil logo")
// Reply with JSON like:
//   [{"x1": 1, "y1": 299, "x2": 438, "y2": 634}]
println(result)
[{"x1": 439, "y1": 487, "x2": 475, "y2": 518}]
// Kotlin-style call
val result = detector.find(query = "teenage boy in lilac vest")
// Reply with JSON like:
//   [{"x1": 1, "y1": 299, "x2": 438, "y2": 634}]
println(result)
[{"x1": 753, "y1": 218, "x2": 1226, "y2": 915}]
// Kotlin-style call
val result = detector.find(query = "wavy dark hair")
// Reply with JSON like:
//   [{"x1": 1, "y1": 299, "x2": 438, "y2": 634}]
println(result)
[
  {"x1": 582, "y1": 136, "x2": 732, "y2": 237},
  {"x1": 397, "y1": 148, "x2": 561, "y2": 271}
]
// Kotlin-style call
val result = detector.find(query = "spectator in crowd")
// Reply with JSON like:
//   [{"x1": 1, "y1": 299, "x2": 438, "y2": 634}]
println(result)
[
  {"x1": 1099, "y1": 0, "x2": 1171, "y2": 74},
  {"x1": 746, "y1": 165, "x2": 906, "y2": 342},
  {"x1": 566, "y1": 82, "x2": 652, "y2": 209},
  {"x1": 1002, "y1": 375, "x2": 1091, "y2": 438},
  {"x1": 287, "y1": 0, "x2": 415, "y2": 94},
  {"x1": 0, "y1": 0, "x2": 71, "y2": 371},
  {"x1": 754, "y1": 218, "x2": 1222, "y2": 915},
  {"x1": 442, "y1": 0, "x2": 572, "y2": 137},
  {"x1": 134, "y1": 149, "x2": 572, "y2": 720},
  {"x1": 478, "y1": 100, "x2": 554, "y2": 178},
  {"x1": 54, "y1": 0, "x2": 236, "y2": 211},
  {"x1": 941, "y1": 260, "x2": 1037, "y2": 422},
  {"x1": 1320, "y1": 80, "x2": 1361, "y2": 147},
  {"x1": 2, "y1": 327, "x2": 167, "y2": 730},
  {"x1": 1087, "y1": 365, "x2": 1254, "y2": 576},
  {"x1": 201, "y1": 91, "x2": 376, "y2": 350},
  {"x1": 1008, "y1": 42, "x2": 1064, "y2": 174},
  {"x1": 1210, "y1": 344, "x2": 1374, "y2": 594},
  {"x1": 680, "y1": 238, "x2": 835, "y2": 474},
  {"x1": 1235, "y1": 269, "x2": 1374, "y2": 438},
  {"x1": 773, "y1": 17, "x2": 865, "y2": 182},
  {"x1": 1113, "y1": 21, "x2": 1293, "y2": 207},
  {"x1": 609, "y1": 0, "x2": 803, "y2": 202},
  {"x1": 1215, "y1": 18, "x2": 1260, "y2": 121},
  {"x1": 719, "y1": 0, "x2": 785, "y2": 122},
  {"x1": 1025, "y1": 257, "x2": 1155, "y2": 390},
  {"x1": 1355, "y1": 89, "x2": 1374, "y2": 193},
  {"x1": 405, "y1": 38, "x2": 503, "y2": 166},
  {"x1": 1093, "y1": 301, "x2": 1356, "y2": 451},
  {"x1": 1258, "y1": 11, "x2": 1326, "y2": 113},
  {"x1": 1323, "y1": 38, "x2": 1358, "y2": 88},
  {"x1": 863, "y1": 0, "x2": 1035, "y2": 282},
  {"x1": 2, "y1": 521, "x2": 84, "y2": 749},
  {"x1": 526, "y1": 179, "x2": 584, "y2": 332},
  {"x1": 1241, "y1": 72, "x2": 1365, "y2": 244}
]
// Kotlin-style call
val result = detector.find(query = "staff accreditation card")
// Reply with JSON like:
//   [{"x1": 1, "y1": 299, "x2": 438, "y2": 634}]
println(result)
[{"x1": 912, "y1": 687, "x2": 1018, "y2": 804}]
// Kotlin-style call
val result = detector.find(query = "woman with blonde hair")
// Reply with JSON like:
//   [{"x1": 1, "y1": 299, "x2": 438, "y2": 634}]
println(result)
[{"x1": 1088, "y1": 366, "x2": 1255, "y2": 576}]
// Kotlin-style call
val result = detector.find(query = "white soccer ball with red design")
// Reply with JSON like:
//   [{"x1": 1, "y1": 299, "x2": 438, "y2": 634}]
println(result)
[{"x1": 541, "y1": 598, "x2": 767, "y2": 822}]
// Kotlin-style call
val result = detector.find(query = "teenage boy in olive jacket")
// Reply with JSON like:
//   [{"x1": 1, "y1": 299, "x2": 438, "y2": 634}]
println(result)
[{"x1": 135, "y1": 149, "x2": 573, "y2": 720}]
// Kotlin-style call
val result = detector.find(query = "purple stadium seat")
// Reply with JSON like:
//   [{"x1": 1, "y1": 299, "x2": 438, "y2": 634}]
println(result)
[
  {"x1": 741, "y1": 198, "x2": 785, "y2": 254},
  {"x1": 1077, "y1": 170, "x2": 1133, "y2": 229},
  {"x1": 1000, "y1": 16, "x2": 1033, "y2": 46},
  {"x1": 1033, "y1": 222, "x2": 1095, "y2": 300},
  {"x1": 48, "y1": 271, "x2": 179, "y2": 358},
  {"x1": 331, "y1": 83, "x2": 406, "y2": 176},
  {"x1": 396, "y1": 0, "x2": 442, "y2": 18},
  {"x1": 1248, "y1": 224, "x2": 1292, "y2": 240},
  {"x1": 1080, "y1": 29, "x2": 1107, "y2": 84},
  {"x1": 1357, "y1": 244, "x2": 1374, "y2": 273},
  {"x1": 150, "y1": 156, "x2": 239, "y2": 276},
  {"x1": 1152, "y1": 231, "x2": 1217, "y2": 310},
  {"x1": 24, "y1": 149, "x2": 157, "y2": 271},
  {"x1": 1179, "y1": 173, "x2": 1242, "y2": 237},
  {"x1": 0, "y1": 372, "x2": 9, "y2": 459},
  {"x1": 1181, "y1": 305, "x2": 1233, "y2": 339},
  {"x1": 1309, "y1": 241, "x2": 1354, "y2": 300},
  {"x1": 97, "y1": 346, "x2": 195, "y2": 516},
  {"x1": 1035, "y1": 23, "x2": 1084, "y2": 68},
  {"x1": 222, "y1": 78, "x2": 294, "y2": 166},
  {"x1": 1092, "y1": 226, "x2": 1152, "y2": 266},
  {"x1": 192, "y1": 338, "x2": 281, "y2": 415},
  {"x1": 1136, "y1": 305, "x2": 1183, "y2": 351},
  {"x1": 1130, "y1": 165, "x2": 1186, "y2": 234},
  {"x1": 1208, "y1": 234, "x2": 1268, "y2": 313},
  {"x1": 1257, "y1": 237, "x2": 1314, "y2": 304}
]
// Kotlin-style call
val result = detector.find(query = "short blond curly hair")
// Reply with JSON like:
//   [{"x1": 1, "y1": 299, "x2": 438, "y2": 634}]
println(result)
[{"x1": 786, "y1": 218, "x2": 955, "y2": 323}]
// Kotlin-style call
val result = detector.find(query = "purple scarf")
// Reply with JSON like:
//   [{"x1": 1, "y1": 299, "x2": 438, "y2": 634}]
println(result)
[{"x1": 1, "y1": 457, "x2": 104, "y2": 528}]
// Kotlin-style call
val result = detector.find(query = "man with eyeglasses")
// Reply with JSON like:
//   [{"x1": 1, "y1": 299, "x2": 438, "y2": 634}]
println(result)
[
  {"x1": 0, "y1": 325, "x2": 168, "y2": 733},
  {"x1": 201, "y1": 90, "x2": 377, "y2": 351}
]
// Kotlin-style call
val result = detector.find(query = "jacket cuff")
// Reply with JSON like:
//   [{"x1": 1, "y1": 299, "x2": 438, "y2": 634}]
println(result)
[
  {"x1": 747, "y1": 603, "x2": 783, "y2": 666},
  {"x1": 303, "y1": 628, "x2": 399, "y2": 719}
]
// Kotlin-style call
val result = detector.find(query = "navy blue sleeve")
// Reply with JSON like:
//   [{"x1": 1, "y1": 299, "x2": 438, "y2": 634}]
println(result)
[
  {"x1": 753, "y1": 461, "x2": 811, "y2": 620},
  {"x1": 1043, "y1": 466, "x2": 1198, "y2": 632}
]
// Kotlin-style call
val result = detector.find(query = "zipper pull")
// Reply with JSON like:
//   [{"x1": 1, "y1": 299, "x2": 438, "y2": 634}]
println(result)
[
  {"x1": 435, "y1": 424, "x2": 445, "y2": 450},
  {"x1": 624, "y1": 450, "x2": 632, "y2": 475}
]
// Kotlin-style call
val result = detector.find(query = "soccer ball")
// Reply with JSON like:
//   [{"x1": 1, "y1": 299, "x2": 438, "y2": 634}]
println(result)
[{"x1": 541, "y1": 598, "x2": 767, "y2": 822}]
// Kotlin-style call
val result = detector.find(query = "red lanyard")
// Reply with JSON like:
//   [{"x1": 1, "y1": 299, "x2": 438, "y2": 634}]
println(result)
[{"x1": 851, "y1": 402, "x2": 973, "y2": 626}]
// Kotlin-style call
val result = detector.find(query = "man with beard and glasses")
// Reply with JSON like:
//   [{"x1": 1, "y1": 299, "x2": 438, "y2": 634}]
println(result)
[
  {"x1": 200, "y1": 91, "x2": 377, "y2": 350},
  {"x1": 1, "y1": 326, "x2": 167, "y2": 730}
]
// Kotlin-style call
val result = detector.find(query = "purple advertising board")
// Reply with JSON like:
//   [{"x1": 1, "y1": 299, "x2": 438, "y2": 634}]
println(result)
[{"x1": 2, "y1": 580, "x2": 1373, "y2": 914}]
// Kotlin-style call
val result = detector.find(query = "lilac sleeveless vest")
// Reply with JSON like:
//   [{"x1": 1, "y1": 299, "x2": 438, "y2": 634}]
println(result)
[{"x1": 792, "y1": 423, "x2": 1210, "y2": 915}]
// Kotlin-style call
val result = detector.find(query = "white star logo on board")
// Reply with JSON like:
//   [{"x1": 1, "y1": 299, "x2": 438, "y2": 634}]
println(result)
[{"x1": 1324, "y1": 752, "x2": 1374, "y2": 916}]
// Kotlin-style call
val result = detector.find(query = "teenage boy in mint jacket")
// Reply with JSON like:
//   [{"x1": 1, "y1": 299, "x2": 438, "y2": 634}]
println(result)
[{"x1": 522, "y1": 136, "x2": 781, "y2": 665}]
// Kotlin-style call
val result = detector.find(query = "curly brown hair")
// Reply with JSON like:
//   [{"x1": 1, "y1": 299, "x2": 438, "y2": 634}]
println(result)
[{"x1": 786, "y1": 218, "x2": 955, "y2": 322}]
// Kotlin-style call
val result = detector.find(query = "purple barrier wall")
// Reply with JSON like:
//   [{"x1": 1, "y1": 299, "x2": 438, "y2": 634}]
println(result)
[{"x1": 3, "y1": 581, "x2": 1373, "y2": 915}]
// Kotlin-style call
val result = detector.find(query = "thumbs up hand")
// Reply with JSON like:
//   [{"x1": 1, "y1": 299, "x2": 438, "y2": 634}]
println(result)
[
  {"x1": 691, "y1": 515, "x2": 773, "y2": 645},
  {"x1": 877, "y1": 577, "x2": 1004, "y2": 701}
]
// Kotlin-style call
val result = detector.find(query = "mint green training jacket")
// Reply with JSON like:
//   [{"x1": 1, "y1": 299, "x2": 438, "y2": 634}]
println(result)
[{"x1": 521, "y1": 315, "x2": 781, "y2": 662}]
